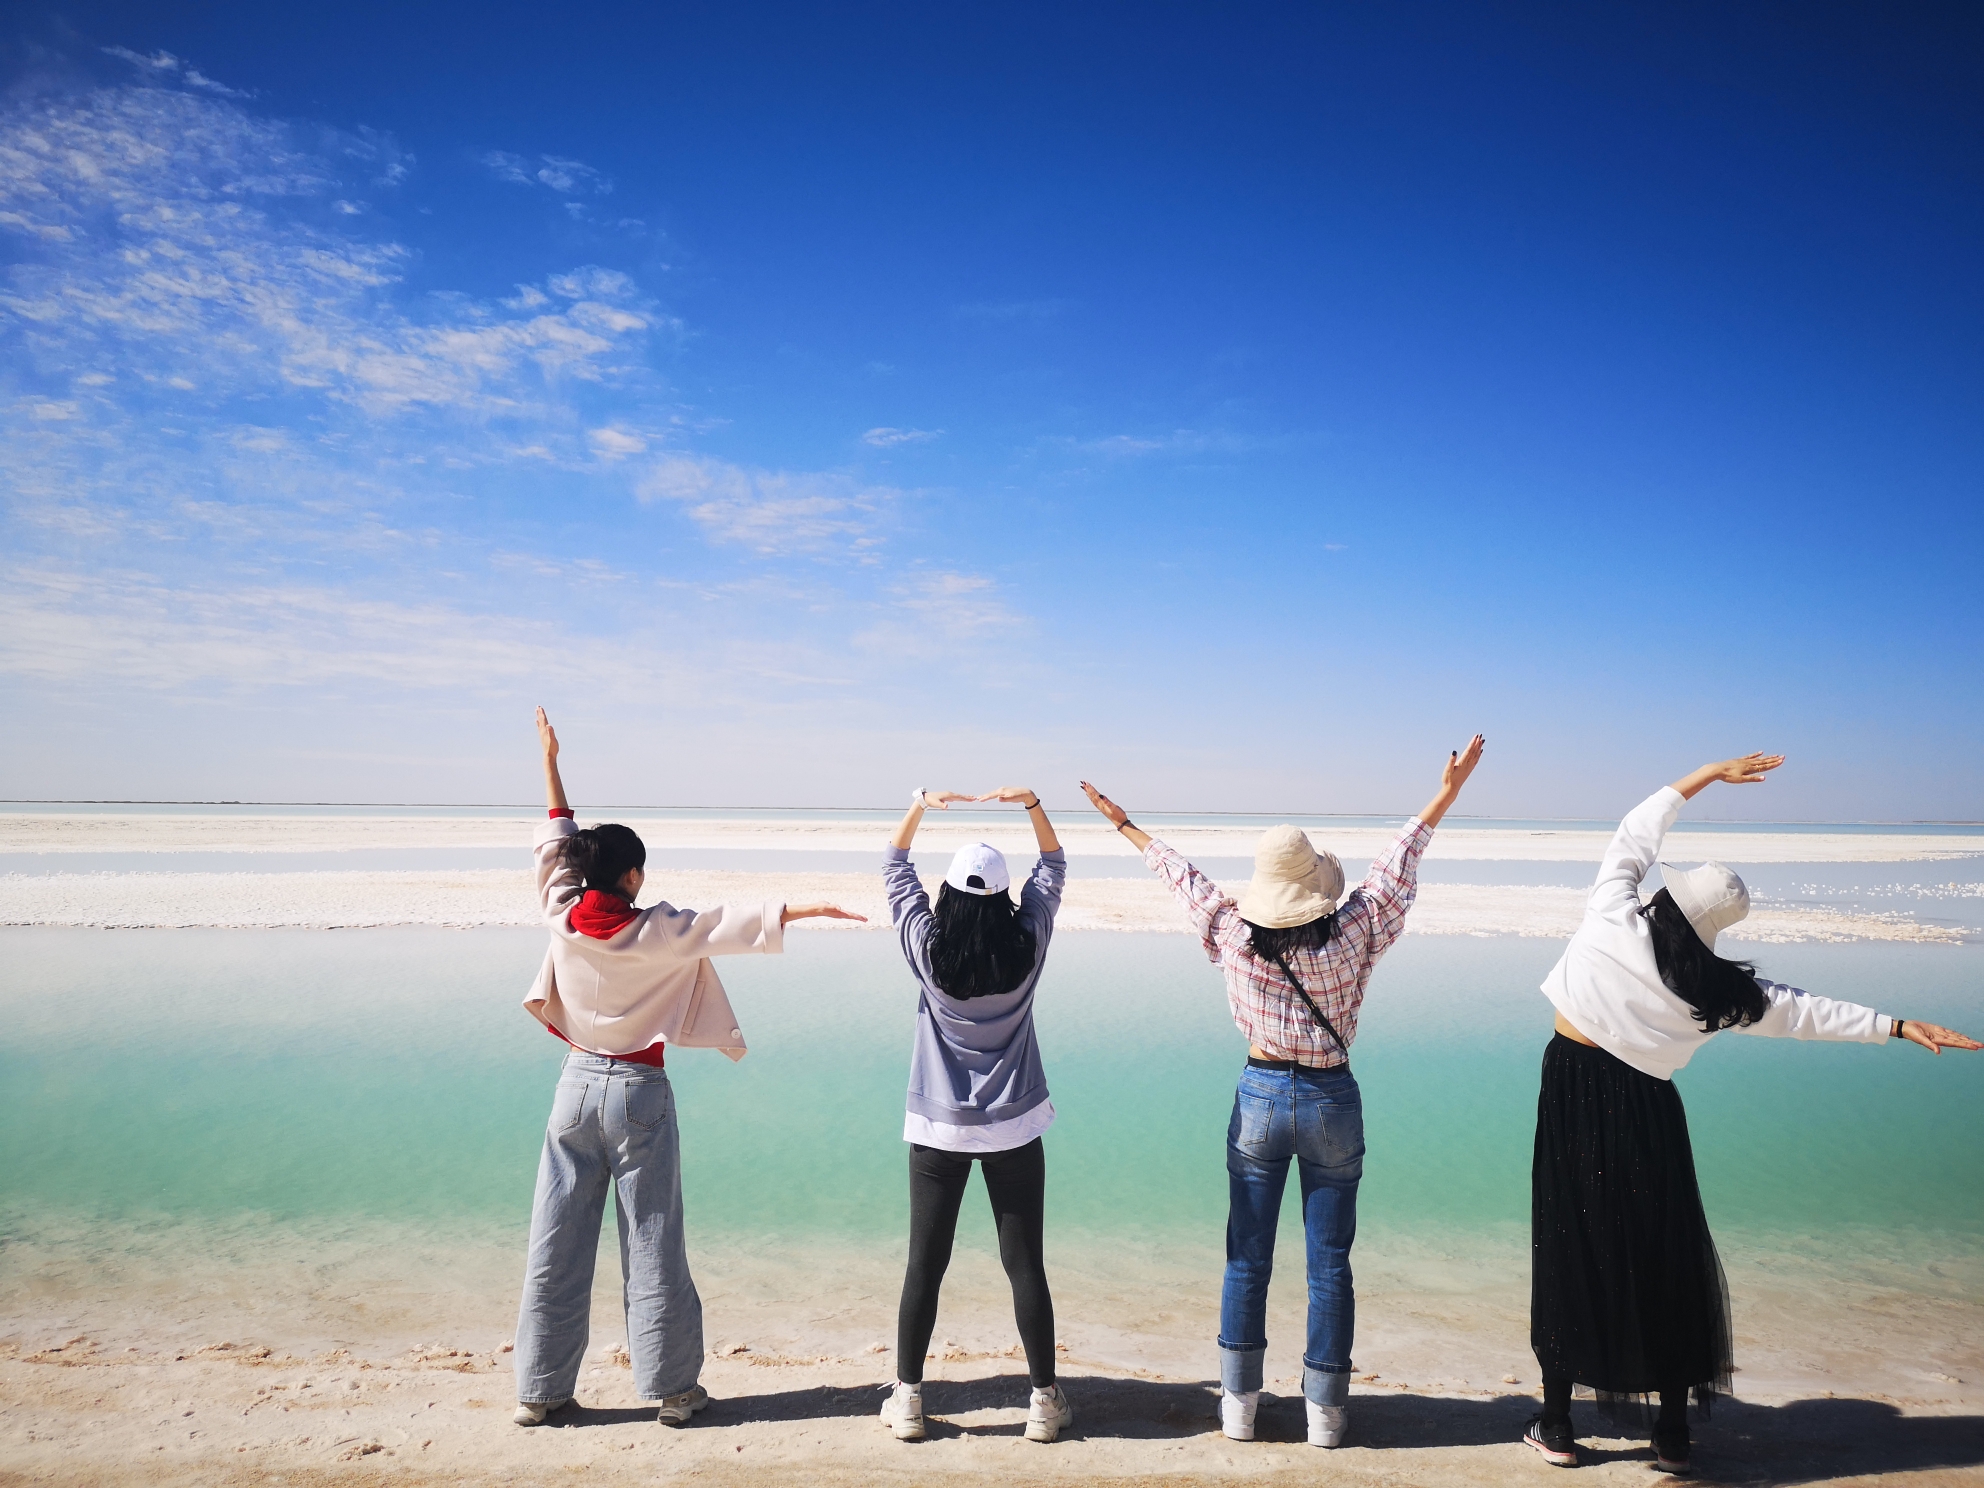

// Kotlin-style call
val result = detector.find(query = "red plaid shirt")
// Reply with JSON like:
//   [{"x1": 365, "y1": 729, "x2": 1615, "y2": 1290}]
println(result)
[{"x1": 1144, "y1": 818, "x2": 1433, "y2": 1067}]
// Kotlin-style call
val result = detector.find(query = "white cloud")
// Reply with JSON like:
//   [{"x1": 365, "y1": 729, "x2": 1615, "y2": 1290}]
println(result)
[
  {"x1": 0, "y1": 564, "x2": 570, "y2": 693},
  {"x1": 861, "y1": 426, "x2": 941, "y2": 447},
  {"x1": 892, "y1": 570, "x2": 1023, "y2": 637},
  {"x1": 588, "y1": 426, "x2": 649, "y2": 458},
  {"x1": 0, "y1": 87, "x2": 658, "y2": 422},
  {"x1": 102, "y1": 47, "x2": 251, "y2": 99},
  {"x1": 481, "y1": 149, "x2": 614, "y2": 196},
  {"x1": 638, "y1": 455, "x2": 897, "y2": 557}
]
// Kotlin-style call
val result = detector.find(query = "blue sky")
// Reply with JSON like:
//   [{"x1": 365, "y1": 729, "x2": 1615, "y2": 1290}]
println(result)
[{"x1": 2, "y1": 3, "x2": 1979, "y2": 818}]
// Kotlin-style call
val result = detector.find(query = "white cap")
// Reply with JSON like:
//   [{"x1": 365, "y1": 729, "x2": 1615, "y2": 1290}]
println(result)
[
  {"x1": 945, "y1": 841, "x2": 1011, "y2": 896},
  {"x1": 1236, "y1": 825, "x2": 1345, "y2": 929},
  {"x1": 1659, "y1": 860, "x2": 1750, "y2": 951}
]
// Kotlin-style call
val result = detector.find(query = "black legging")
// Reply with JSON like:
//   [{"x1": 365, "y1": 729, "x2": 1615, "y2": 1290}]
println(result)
[{"x1": 896, "y1": 1137, "x2": 1055, "y2": 1387}]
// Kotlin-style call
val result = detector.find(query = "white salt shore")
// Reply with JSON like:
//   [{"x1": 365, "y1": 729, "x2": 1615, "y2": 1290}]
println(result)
[
  {"x1": 1, "y1": 867, "x2": 1965, "y2": 942},
  {"x1": 7, "y1": 811, "x2": 1983, "y2": 863}
]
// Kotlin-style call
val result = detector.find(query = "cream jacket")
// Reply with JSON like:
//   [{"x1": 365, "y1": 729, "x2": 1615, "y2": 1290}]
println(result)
[
  {"x1": 523, "y1": 816, "x2": 785, "y2": 1062},
  {"x1": 1541, "y1": 786, "x2": 1891, "y2": 1081}
]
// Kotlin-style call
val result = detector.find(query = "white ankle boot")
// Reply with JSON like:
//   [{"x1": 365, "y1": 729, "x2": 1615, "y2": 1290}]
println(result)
[
  {"x1": 1307, "y1": 1400, "x2": 1348, "y2": 1447},
  {"x1": 1220, "y1": 1388, "x2": 1260, "y2": 1440}
]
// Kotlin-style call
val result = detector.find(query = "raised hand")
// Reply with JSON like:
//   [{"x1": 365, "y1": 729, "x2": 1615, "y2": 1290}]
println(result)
[
  {"x1": 536, "y1": 706, "x2": 569, "y2": 814},
  {"x1": 1442, "y1": 734, "x2": 1485, "y2": 792},
  {"x1": 916, "y1": 790, "x2": 975, "y2": 811},
  {"x1": 1675, "y1": 752, "x2": 1786, "y2": 800},
  {"x1": 975, "y1": 786, "x2": 1041, "y2": 806},
  {"x1": 1899, "y1": 1019, "x2": 1982, "y2": 1055},
  {"x1": 782, "y1": 902, "x2": 870, "y2": 924},
  {"x1": 1710, "y1": 752, "x2": 1785, "y2": 785},
  {"x1": 1080, "y1": 780, "x2": 1129, "y2": 827}
]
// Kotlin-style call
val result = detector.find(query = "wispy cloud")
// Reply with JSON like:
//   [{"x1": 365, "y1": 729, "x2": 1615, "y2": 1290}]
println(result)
[
  {"x1": 102, "y1": 47, "x2": 251, "y2": 99},
  {"x1": 637, "y1": 455, "x2": 897, "y2": 557},
  {"x1": 861, "y1": 426, "x2": 941, "y2": 447},
  {"x1": 480, "y1": 149, "x2": 614, "y2": 196}
]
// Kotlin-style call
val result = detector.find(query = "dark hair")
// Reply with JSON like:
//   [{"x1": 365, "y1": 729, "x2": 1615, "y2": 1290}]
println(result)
[
  {"x1": 1245, "y1": 913, "x2": 1347, "y2": 1050},
  {"x1": 1641, "y1": 887, "x2": 1767, "y2": 1031},
  {"x1": 926, "y1": 883, "x2": 1038, "y2": 1000},
  {"x1": 563, "y1": 823, "x2": 646, "y2": 896}
]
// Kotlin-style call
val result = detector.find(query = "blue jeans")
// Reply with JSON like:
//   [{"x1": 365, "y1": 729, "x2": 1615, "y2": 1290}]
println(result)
[
  {"x1": 1218, "y1": 1061, "x2": 1364, "y2": 1406},
  {"x1": 514, "y1": 1053, "x2": 702, "y2": 1403}
]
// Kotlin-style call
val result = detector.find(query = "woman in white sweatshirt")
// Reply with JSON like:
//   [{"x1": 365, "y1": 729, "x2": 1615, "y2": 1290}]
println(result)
[
  {"x1": 512, "y1": 709, "x2": 862, "y2": 1429},
  {"x1": 1523, "y1": 753, "x2": 1977, "y2": 1476}
]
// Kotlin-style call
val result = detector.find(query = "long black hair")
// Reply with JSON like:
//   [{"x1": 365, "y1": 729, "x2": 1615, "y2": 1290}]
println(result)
[
  {"x1": 1245, "y1": 912, "x2": 1347, "y2": 1052},
  {"x1": 1640, "y1": 886, "x2": 1767, "y2": 1031},
  {"x1": 926, "y1": 883, "x2": 1038, "y2": 1000},
  {"x1": 562, "y1": 823, "x2": 646, "y2": 896}
]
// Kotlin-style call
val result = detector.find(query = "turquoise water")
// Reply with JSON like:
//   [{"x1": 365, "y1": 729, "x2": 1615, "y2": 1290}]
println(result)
[{"x1": 1, "y1": 928, "x2": 1979, "y2": 1252}]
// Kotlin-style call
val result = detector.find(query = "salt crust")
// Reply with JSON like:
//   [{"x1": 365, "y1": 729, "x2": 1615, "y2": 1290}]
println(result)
[
  {"x1": 7, "y1": 812, "x2": 1982, "y2": 863},
  {"x1": 0, "y1": 869, "x2": 1961, "y2": 941}
]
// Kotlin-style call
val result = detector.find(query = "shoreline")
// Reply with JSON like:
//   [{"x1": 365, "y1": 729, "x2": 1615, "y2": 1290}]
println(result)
[{"x1": 1, "y1": 869, "x2": 1967, "y2": 941}]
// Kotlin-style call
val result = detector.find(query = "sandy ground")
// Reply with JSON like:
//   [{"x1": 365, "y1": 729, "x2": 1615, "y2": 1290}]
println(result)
[
  {"x1": 6, "y1": 811, "x2": 1983, "y2": 864},
  {"x1": 0, "y1": 868, "x2": 1963, "y2": 941},
  {"x1": 5, "y1": 1228, "x2": 1982, "y2": 1488}
]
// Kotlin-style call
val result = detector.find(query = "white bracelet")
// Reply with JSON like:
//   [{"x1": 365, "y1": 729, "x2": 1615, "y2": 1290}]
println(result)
[{"x1": 911, "y1": 787, "x2": 927, "y2": 808}]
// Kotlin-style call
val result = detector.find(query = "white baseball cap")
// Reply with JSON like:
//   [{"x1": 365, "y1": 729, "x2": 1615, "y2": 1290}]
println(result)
[
  {"x1": 1236, "y1": 825, "x2": 1345, "y2": 929},
  {"x1": 1659, "y1": 860, "x2": 1750, "y2": 951},
  {"x1": 945, "y1": 841, "x2": 1011, "y2": 896}
]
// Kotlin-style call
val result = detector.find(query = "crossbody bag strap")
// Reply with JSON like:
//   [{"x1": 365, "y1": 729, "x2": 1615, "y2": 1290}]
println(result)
[{"x1": 1269, "y1": 945, "x2": 1348, "y2": 1055}]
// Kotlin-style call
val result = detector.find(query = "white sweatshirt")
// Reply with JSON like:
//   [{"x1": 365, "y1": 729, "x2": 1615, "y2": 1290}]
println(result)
[
  {"x1": 522, "y1": 815, "x2": 786, "y2": 1062},
  {"x1": 1540, "y1": 786, "x2": 1892, "y2": 1081}
]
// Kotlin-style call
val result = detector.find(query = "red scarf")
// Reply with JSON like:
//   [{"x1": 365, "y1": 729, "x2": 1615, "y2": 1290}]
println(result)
[{"x1": 569, "y1": 888, "x2": 638, "y2": 940}]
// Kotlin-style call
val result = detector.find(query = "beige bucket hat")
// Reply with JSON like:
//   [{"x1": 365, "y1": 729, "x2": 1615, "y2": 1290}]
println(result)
[
  {"x1": 1237, "y1": 825, "x2": 1346, "y2": 929},
  {"x1": 1659, "y1": 860, "x2": 1750, "y2": 951}
]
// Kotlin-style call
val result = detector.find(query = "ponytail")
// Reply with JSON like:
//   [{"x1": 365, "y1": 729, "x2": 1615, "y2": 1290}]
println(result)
[{"x1": 562, "y1": 822, "x2": 646, "y2": 895}]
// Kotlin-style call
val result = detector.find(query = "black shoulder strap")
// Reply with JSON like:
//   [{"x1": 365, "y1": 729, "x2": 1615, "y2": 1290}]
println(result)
[{"x1": 1269, "y1": 945, "x2": 1347, "y2": 1055}]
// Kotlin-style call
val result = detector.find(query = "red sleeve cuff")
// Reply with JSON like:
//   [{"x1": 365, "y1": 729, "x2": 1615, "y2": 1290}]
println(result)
[{"x1": 549, "y1": 808, "x2": 574, "y2": 820}]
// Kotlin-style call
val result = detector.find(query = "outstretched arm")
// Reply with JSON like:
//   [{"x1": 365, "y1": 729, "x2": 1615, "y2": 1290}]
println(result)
[
  {"x1": 536, "y1": 706, "x2": 570, "y2": 814},
  {"x1": 977, "y1": 786, "x2": 1060, "y2": 852},
  {"x1": 889, "y1": 787, "x2": 974, "y2": 850},
  {"x1": 1080, "y1": 780, "x2": 1151, "y2": 852},
  {"x1": 1414, "y1": 734, "x2": 1485, "y2": 829},
  {"x1": 1671, "y1": 752, "x2": 1786, "y2": 801}
]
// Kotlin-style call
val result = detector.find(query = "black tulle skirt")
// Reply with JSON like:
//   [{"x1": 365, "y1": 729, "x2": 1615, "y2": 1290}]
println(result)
[{"x1": 1531, "y1": 1033, "x2": 1733, "y2": 1415}]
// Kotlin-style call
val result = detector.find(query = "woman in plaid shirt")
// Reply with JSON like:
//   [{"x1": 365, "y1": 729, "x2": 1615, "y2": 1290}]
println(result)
[{"x1": 1081, "y1": 735, "x2": 1483, "y2": 1450}]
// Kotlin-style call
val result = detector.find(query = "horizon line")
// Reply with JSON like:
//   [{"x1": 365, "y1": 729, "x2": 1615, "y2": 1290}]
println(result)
[{"x1": 3, "y1": 799, "x2": 1980, "y2": 828}]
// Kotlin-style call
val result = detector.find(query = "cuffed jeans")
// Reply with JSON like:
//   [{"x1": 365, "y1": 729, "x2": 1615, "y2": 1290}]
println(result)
[
  {"x1": 514, "y1": 1053, "x2": 701, "y2": 1404},
  {"x1": 1218, "y1": 1061, "x2": 1364, "y2": 1407}
]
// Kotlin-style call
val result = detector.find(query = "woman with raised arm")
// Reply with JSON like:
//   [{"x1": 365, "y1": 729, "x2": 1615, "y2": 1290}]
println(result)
[
  {"x1": 1081, "y1": 736, "x2": 1485, "y2": 1452},
  {"x1": 1522, "y1": 754, "x2": 1979, "y2": 1476},
  {"x1": 512, "y1": 709, "x2": 863, "y2": 1431},
  {"x1": 876, "y1": 784, "x2": 1073, "y2": 1446}
]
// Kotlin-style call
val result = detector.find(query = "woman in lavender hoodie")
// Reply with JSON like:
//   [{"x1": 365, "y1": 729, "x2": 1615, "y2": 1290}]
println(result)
[{"x1": 876, "y1": 784, "x2": 1072, "y2": 1445}]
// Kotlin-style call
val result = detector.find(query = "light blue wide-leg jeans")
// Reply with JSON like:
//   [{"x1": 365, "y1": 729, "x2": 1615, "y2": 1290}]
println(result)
[
  {"x1": 514, "y1": 1052, "x2": 703, "y2": 1404},
  {"x1": 1217, "y1": 1061, "x2": 1365, "y2": 1407}
]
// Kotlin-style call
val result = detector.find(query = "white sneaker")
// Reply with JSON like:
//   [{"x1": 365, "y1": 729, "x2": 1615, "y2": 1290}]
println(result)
[
  {"x1": 1025, "y1": 1382, "x2": 1074, "y2": 1443},
  {"x1": 1220, "y1": 1388, "x2": 1260, "y2": 1440},
  {"x1": 655, "y1": 1384, "x2": 709, "y2": 1426},
  {"x1": 512, "y1": 1397, "x2": 569, "y2": 1426},
  {"x1": 879, "y1": 1381, "x2": 925, "y2": 1441},
  {"x1": 1307, "y1": 1400, "x2": 1348, "y2": 1447}
]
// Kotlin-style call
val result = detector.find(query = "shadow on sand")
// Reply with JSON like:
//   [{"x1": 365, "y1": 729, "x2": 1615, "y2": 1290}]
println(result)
[{"x1": 558, "y1": 1372, "x2": 1984, "y2": 1483}]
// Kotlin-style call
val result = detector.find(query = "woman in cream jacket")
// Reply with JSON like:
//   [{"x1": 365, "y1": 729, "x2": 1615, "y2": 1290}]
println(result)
[{"x1": 512, "y1": 709, "x2": 861, "y2": 1429}]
